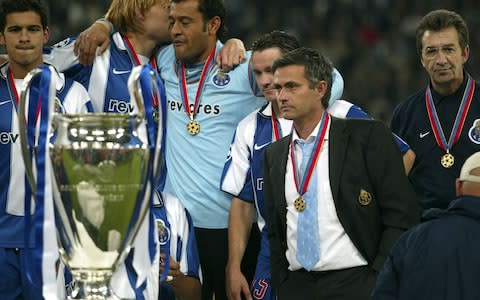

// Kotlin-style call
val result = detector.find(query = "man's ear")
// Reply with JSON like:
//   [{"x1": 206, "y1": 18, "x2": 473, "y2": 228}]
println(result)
[
  {"x1": 207, "y1": 16, "x2": 221, "y2": 36},
  {"x1": 462, "y1": 45, "x2": 470, "y2": 64},
  {"x1": 316, "y1": 80, "x2": 328, "y2": 102},
  {"x1": 135, "y1": 8, "x2": 146, "y2": 21},
  {"x1": 455, "y1": 179, "x2": 462, "y2": 197},
  {"x1": 43, "y1": 26, "x2": 50, "y2": 44}
]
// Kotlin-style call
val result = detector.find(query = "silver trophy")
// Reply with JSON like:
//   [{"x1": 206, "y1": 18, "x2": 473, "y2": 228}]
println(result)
[{"x1": 19, "y1": 65, "x2": 161, "y2": 300}]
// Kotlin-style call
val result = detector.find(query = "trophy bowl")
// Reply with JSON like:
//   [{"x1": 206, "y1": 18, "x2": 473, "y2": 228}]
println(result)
[{"x1": 52, "y1": 113, "x2": 149, "y2": 299}]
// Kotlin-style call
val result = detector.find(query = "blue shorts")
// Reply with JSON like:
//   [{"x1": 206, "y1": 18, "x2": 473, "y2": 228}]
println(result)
[
  {"x1": 250, "y1": 234, "x2": 274, "y2": 300},
  {"x1": 0, "y1": 247, "x2": 43, "y2": 300}
]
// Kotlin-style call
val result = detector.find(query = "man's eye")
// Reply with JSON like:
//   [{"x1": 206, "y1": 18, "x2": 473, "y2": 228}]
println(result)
[
  {"x1": 443, "y1": 47, "x2": 455, "y2": 54},
  {"x1": 285, "y1": 84, "x2": 297, "y2": 91}
]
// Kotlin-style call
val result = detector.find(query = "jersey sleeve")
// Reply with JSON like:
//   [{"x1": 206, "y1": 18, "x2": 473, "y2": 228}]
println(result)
[
  {"x1": 44, "y1": 37, "x2": 80, "y2": 72},
  {"x1": 163, "y1": 193, "x2": 202, "y2": 281},
  {"x1": 62, "y1": 79, "x2": 93, "y2": 113},
  {"x1": 391, "y1": 104, "x2": 405, "y2": 137},
  {"x1": 329, "y1": 68, "x2": 344, "y2": 105},
  {"x1": 220, "y1": 112, "x2": 257, "y2": 202},
  {"x1": 329, "y1": 100, "x2": 410, "y2": 154}
]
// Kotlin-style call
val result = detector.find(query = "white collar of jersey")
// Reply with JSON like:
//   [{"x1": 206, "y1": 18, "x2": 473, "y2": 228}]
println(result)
[
  {"x1": 327, "y1": 99, "x2": 352, "y2": 118},
  {"x1": 112, "y1": 32, "x2": 127, "y2": 51},
  {"x1": 0, "y1": 62, "x2": 64, "y2": 93},
  {"x1": 258, "y1": 102, "x2": 273, "y2": 118},
  {"x1": 0, "y1": 61, "x2": 9, "y2": 80}
]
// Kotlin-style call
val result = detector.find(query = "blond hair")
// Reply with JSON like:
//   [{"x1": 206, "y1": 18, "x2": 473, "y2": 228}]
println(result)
[{"x1": 106, "y1": 0, "x2": 170, "y2": 34}]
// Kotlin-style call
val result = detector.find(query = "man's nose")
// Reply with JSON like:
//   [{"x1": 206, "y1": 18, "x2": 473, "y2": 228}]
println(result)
[
  {"x1": 277, "y1": 87, "x2": 288, "y2": 101},
  {"x1": 435, "y1": 50, "x2": 448, "y2": 64},
  {"x1": 170, "y1": 21, "x2": 181, "y2": 35},
  {"x1": 19, "y1": 28, "x2": 30, "y2": 41}
]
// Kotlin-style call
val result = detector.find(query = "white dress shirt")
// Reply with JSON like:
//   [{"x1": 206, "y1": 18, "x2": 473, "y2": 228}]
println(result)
[{"x1": 285, "y1": 119, "x2": 368, "y2": 271}]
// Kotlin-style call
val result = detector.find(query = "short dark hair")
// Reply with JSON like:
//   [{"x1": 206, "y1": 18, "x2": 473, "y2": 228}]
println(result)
[
  {"x1": 251, "y1": 30, "x2": 301, "y2": 55},
  {"x1": 0, "y1": 0, "x2": 48, "y2": 31},
  {"x1": 171, "y1": 0, "x2": 227, "y2": 38},
  {"x1": 272, "y1": 47, "x2": 333, "y2": 108},
  {"x1": 416, "y1": 9, "x2": 469, "y2": 56}
]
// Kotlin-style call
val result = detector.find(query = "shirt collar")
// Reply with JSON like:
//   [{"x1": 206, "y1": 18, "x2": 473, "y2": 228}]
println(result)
[
  {"x1": 259, "y1": 102, "x2": 273, "y2": 117},
  {"x1": 0, "y1": 62, "x2": 64, "y2": 92},
  {"x1": 292, "y1": 117, "x2": 330, "y2": 144}
]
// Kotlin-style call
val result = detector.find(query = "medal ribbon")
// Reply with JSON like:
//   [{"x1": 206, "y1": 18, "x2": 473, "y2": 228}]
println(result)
[
  {"x1": 21, "y1": 65, "x2": 56, "y2": 290},
  {"x1": 176, "y1": 46, "x2": 216, "y2": 121},
  {"x1": 123, "y1": 36, "x2": 159, "y2": 108},
  {"x1": 123, "y1": 36, "x2": 158, "y2": 69},
  {"x1": 290, "y1": 112, "x2": 330, "y2": 196},
  {"x1": 271, "y1": 106, "x2": 283, "y2": 142},
  {"x1": 6, "y1": 68, "x2": 20, "y2": 108},
  {"x1": 425, "y1": 76, "x2": 475, "y2": 152},
  {"x1": 130, "y1": 65, "x2": 168, "y2": 284},
  {"x1": 7, "y1": 68, "x2": 41, "y2": 126}
]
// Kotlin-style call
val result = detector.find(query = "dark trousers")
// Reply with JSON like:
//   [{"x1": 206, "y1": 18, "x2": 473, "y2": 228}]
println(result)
[
  {"x1": 277, "y1": 266, "x2": 377, "y2": 300},
  {"x1": 0, "y1": 248, "x2": 43, "y2": 300},
  {"x1": 195, "y1": 226, "x2": 260, "y2": 300}
]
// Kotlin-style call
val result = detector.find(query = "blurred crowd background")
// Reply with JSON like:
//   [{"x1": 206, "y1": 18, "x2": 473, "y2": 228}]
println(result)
[{"x1": 46, "y1": 0, "x2": 480, "y2": 123}]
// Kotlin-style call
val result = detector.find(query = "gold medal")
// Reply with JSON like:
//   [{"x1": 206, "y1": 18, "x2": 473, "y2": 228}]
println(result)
[
  {"x1": 294, "y1": 197, "x2": 306, "y2": 212},
  {"x1": 187, "y1": 120, "x2": 200, "y2": 135},
  {"x1": 441, "y1": 153, "x2": 454, "y2": 168}
]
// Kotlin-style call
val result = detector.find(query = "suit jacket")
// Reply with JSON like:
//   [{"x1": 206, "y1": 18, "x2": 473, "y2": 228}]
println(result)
[{"x1": 263, "y1": 117, "x2": 420, "y2": 290}]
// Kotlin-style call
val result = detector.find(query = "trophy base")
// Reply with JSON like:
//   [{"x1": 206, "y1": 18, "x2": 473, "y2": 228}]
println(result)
[{"x1": 67, "y1": 271, "x2": 133, "y2": 300}]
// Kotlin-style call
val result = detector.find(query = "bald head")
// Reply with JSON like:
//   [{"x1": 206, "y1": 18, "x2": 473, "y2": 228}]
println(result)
[{"x1": 456, "y1": 152, "x2": 480, "y2": 197}]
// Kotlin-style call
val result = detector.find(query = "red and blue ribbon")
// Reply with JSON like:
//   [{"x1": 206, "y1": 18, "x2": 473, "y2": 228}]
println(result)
[
  {"x1": 425, "y1": 76, "x2": 475, "y2": 152},
  {"x1": 290, "y1": 112, "x2": 330, "y2": 197}
]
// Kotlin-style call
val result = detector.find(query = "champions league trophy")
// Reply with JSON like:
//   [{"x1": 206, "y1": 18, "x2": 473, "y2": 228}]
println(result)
[{"x1": 18, "y1": 65, "x2": 162, "y2": 299}]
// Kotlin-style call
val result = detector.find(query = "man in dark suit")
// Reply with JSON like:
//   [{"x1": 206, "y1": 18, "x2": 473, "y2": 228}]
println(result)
[{"x1": 263, "y1": 47, "x2": 420, "y2": 300}]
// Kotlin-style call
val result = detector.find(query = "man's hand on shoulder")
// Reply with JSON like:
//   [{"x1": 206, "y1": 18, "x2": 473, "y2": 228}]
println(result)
[
  {"x1": 217, "y1": 38, "x2": 246, "y2": 72},
  {"x1": 74, "y1": 20, "x2": 112, "y2": 66}
]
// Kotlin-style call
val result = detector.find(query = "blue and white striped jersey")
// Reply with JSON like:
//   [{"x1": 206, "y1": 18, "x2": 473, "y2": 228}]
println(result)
[
  {"x1": 155, "y1": 192, "x2": 202, "y2": 299},
  {"x1": 44, "y1": 32, "x2": 169, "y2": 299},
  {"x1": 44, "y1": 33, "x2": 154, "y2": 113},
  {"x1": 220, "y1": 103, "x2": 292, "y2": 232},
  {"x1": 0, "y1": 62, "x2": 91, "y2": 248},
  {"x1": 159, "y1": 41, "x2": 266, "y2": 229}
]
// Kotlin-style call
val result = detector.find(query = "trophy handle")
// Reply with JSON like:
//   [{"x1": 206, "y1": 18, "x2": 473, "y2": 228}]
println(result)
[
  {"x1": 128, "y1": 65, "x2": 163, "y2": 181},
  {"x1": 18, "y1": 67, "x2": 51, "y2": 194},
  {"x1": 127, "y1": 65, "x2": 147, "y2": 120},
  {"x1": 116, "y1": 65, "x2": 164, "y2": 273}
]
